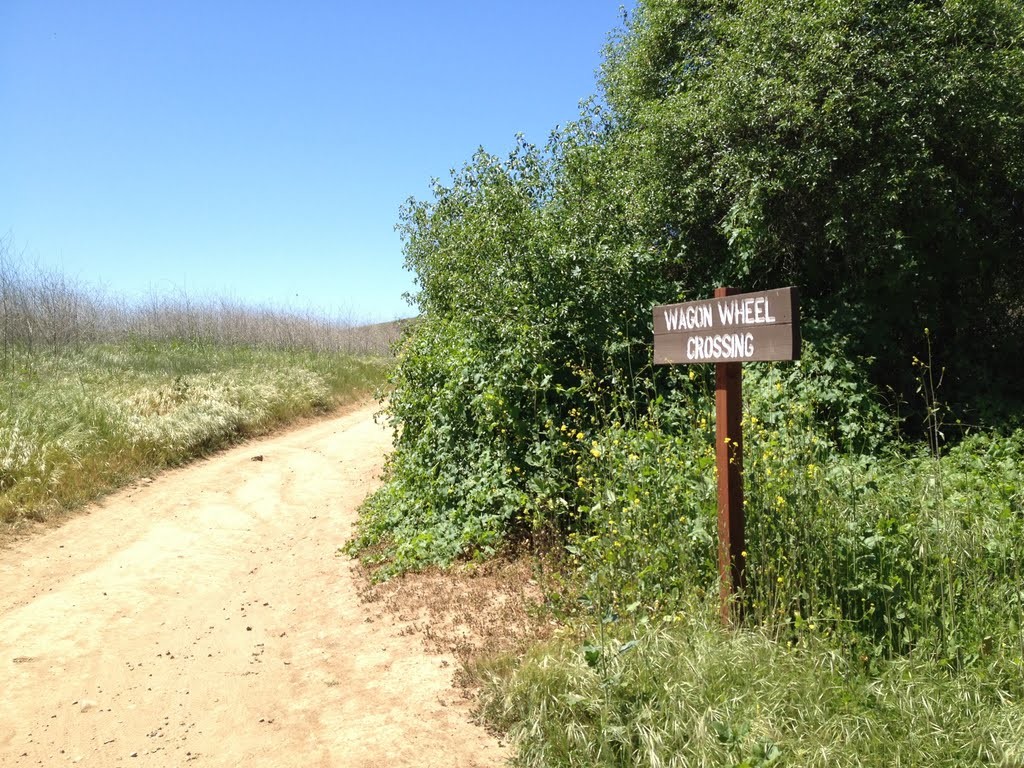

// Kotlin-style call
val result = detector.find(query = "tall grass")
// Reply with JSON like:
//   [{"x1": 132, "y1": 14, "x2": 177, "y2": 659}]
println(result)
[
  {"x1": 0, "y1": 241, "x2": 398, "y2": 527},
  {"x1": 0, "y1": 238, "x2": 407, "y2": 361},
  {"x1": 480, "y1": 609, "x2": 1024, "y2": 768},
  {"x1": 481, "y1": 419, "x2": 1024, "y2": 765}
]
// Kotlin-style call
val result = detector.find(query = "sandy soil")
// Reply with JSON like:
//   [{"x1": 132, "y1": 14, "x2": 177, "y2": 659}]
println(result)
[{"x1": 0, "y1": 403, "x2": 507, "y2": 767}]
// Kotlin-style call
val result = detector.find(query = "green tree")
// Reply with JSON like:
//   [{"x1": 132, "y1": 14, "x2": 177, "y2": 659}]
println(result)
[{"x1": 601, "y1": 0, "x2": 1024, "y2": 410}]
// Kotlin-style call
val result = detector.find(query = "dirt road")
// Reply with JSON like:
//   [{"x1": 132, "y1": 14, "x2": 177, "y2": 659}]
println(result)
[{"x1": 0, "y1": 403, "x2": 507, "y2": 767}]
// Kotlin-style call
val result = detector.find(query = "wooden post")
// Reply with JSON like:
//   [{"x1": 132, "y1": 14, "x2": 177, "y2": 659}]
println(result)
[
  {"x1": 653, "y1": 285, "x2": 799, "y2": 627},
  {"x1": 715, "y1": 286, "x2": 745, "y2": 625}
]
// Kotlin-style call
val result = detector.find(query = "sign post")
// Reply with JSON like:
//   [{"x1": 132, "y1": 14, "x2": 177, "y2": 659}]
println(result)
[
  {"x1": 714, "y1": 287, "x2": 745, "y2": 626},
  {"x1": 653, "y1": 286, "x2": 800, "y2": 625}
]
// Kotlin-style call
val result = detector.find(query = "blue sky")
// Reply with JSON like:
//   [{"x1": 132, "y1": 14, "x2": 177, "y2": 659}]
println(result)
[{"x1": 1, "y1": 1, "x2": 631, "y2": 322}]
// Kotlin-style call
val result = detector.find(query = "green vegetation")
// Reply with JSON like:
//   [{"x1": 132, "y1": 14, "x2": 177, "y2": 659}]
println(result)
[
  {"x1": 351, "y1": 0, "x2": 1024, "y2": 764},
  {"x1": 602, "y1": 0, "x2": 1024, "y2": 414},
  {"x1": 0, "y1": 249, "x2": 393, "y2": 527},
  {"x1": 354, "y1": 0, "x2": 1024, "y2": 569},
  {"x1": 481, "y1": 614, "x2": 1024, "y2": 768},
  {"x1": 0, "y1": 343, "x2": 387, "y2": 525},
  {"x1": 561, "y1": 349, "x2": 1024, "y2": 668}
]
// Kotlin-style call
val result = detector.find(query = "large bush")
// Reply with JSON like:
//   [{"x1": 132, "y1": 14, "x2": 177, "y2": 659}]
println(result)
[
  {"x1": 354, "y1": 0, "x2": 1024, "y2": 571},
  {"x1": 353, "y1": 138, "x2": 674, "y2": 570}
]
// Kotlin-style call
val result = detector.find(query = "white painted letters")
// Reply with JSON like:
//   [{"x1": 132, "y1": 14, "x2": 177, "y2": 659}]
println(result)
[
  {"x1": 715, "y1": 297, "x2": 775, "y2": 328},
  {"x1": 664, "y1": 302, "x2": 718, "y2": 332},
  {"x1": 654, "y1": 287, "x2": 798, "y2": 365},
  {"x1": 684, "y1": 332, "x2": 757, "y2": 362}
]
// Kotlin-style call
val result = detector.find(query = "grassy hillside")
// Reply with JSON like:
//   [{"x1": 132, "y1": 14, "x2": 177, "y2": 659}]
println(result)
[{"x1": 0, "y1": 251, "x2": 396, "y2": 529}]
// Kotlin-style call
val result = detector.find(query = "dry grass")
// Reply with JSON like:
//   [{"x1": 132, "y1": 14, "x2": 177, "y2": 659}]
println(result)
[
  {"x1": 354, "y1": 554, "x2": 557, "y2": 692},
  {"x1": 0, "y1": 239, "x2": 412, "y2": 359}
]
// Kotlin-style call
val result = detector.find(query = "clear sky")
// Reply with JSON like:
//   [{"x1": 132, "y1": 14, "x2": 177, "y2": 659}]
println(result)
[{"x1": 1, "y1": 1, "x2": 632, "y2": 322}]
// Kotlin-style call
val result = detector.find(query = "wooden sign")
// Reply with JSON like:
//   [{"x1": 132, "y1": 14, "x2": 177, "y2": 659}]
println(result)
[
  {"x1": 653, "y1": 287, "x2": 800, "y2": 365},
  {"x1": 653, "y1": 287, "x2": 801, "y2": 626}
]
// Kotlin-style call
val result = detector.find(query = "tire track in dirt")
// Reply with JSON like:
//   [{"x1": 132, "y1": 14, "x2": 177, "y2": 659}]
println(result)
[{"x1": 0, "y1": 403, "x2": 506, "y2": 767}]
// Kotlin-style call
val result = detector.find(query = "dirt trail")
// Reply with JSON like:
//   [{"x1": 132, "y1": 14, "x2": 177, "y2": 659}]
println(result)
[{"x1": 0, "y1": 403, "x2": 507, "y2": 767}]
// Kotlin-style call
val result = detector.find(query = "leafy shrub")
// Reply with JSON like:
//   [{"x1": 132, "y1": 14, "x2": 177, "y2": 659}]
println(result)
[
  {"x1": 350, "y1": 139, "x2": 674, "y2": 571},
  {"x1": 562, "y1": 333, "x2": 879, "y2": 604}
]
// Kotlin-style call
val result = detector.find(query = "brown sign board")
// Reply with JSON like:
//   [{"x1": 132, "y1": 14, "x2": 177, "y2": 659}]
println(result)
[{"x1": 653, "y1": 287, "x2": 800, "y2": 365}]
